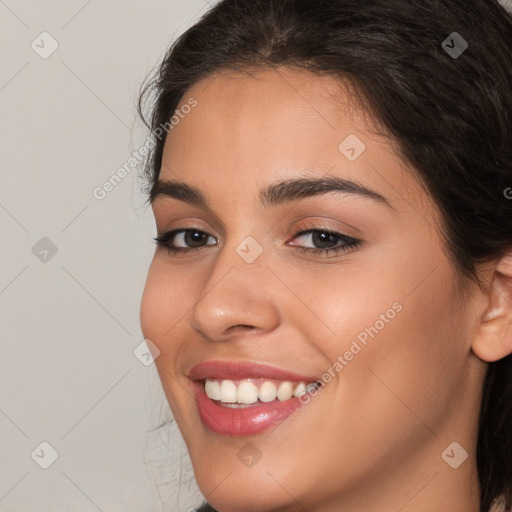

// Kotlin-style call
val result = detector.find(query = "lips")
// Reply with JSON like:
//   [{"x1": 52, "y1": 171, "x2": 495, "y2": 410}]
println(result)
[
  {"x1": 188, "y1": 360, "x2": 319, "y2": 436},
  {"x1": 188, "y1": 360, "x2": 319, "y2": 382}
]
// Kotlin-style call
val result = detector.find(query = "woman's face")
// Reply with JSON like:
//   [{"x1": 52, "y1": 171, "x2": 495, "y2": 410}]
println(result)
[{"x1": 140, "y1": 67, "x2": 486, "y2": 511}]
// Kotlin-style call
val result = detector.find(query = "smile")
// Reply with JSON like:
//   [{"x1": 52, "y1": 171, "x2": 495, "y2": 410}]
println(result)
[
  {"x1": 205, "y1": 378, "x2": 310, "y2": 405},
  {"x1": 188, "y1": 360, "x2": 319, "y2": 436}
]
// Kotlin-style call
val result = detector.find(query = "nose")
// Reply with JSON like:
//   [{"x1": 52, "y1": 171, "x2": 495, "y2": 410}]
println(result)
[{"x1": 189, "y1": 245, "x2": 281, "y2": 342}]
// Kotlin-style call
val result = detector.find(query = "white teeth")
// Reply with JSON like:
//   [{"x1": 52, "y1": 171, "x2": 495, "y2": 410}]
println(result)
[
  {"x1": 292, "y1": 382, "x2": 306, "y2": 397},
  {"x1": 258, "y1": 381, "x2": 277, "y2": 402},
  {"x1": 205, "y1": 378, "x2": 311, "y2": 404},
  {"x1": 205, "y1": 379, "x2": 221, "y2": 400},
  {"x1": 276, "y1": 381, "x2": 293, "y2": 401},
  {"x1": 219, "y1": 380, "x2": 237, "y2": 403},
  {"x1": 237, "y1": 380, "x2": 259, "y2": 404}
]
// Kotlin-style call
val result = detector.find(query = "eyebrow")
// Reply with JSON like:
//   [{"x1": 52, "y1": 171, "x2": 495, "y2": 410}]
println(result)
[{"x1": 149, "y1": 176, "x2": 392, "y2": 210}]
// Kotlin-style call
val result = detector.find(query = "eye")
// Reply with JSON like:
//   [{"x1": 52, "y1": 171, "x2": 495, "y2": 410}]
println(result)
[
  {"x1": 154, "y1": 229, "x2": 216, "y2": 254},
  {"x1": 154, "y1": 227, "x2": 362, "y2": 258},
  {"x1": 289, "y1": 229, "x2": 362, "y2": 257}
]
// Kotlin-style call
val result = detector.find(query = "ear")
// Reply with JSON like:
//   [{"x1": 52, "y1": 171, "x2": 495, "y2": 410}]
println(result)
[{"x1": 472, "y1": 251, "x2": 512, "y2": 362}]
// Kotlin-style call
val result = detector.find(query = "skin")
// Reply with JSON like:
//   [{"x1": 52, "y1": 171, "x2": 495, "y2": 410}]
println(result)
[{"x1": 139, "y1": 66, "x2": 512, "y2": 512}]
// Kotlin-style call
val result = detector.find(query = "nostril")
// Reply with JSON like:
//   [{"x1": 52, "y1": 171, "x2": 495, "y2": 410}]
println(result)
[{"x1": 227, "y1": 324, "x2": 256, "y2": 334}]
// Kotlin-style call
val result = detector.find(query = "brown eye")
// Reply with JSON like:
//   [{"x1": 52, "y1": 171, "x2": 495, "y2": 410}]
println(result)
[
  {"x1": 154, "y1": 229, "x2": 217, "y2": 253},
  {"x1": 290, "y1": 229, "x2": 362, "y2": 257}
]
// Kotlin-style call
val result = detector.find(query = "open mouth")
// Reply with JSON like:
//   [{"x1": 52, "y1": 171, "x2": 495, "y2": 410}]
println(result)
[
  {"x1": 204, "y1": 378, "x2": 315, "y2": 407},
  {"x1": 192, "y1": 377, "x2": 320, "y2": 436},
  {"x1": 188, "y1": 360, "x2": 320, "y2": 436}
]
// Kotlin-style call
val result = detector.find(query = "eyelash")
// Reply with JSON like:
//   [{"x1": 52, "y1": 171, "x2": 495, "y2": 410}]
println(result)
[{"x1": 153, "y1": 228, "x2": 362, "y2": 257}]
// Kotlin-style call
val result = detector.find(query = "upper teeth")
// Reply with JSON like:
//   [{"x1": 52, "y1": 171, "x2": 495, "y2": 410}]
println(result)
[{"x1": 205, "y1": 379, "x2": 311, "y2": 404}]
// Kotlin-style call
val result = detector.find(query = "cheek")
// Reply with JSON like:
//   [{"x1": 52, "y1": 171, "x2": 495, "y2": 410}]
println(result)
[
  {"x1": 139, "y1": 259, "x2": 192, "y2": 349},
  {"x1": 139, "y1": 266, "x2": 191, "y2": 417},
  {"x1": 325, "y1": 260, "x2": 465, "y2": 445},
  {"x1": 285, "y1": 236, "x2": 465, "y2": 437},
  {"x1": 139, "y1": 276, "x2": 167, "y2": 346}
]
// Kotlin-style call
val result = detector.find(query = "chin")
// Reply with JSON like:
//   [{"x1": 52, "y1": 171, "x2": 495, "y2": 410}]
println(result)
[{"x1": 194, "y1": 470, "x2": 298, "y2": 512}]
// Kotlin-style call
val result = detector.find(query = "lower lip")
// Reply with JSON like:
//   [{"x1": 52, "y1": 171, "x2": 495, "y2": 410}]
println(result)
[{"x1": 193, "y1": 381, "x2": 305, "y2": 436}]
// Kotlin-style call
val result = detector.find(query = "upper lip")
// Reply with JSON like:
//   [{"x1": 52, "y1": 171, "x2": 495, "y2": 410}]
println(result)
[{"x1": 187, "y1": 359, "x2": 319, "y2": 382}]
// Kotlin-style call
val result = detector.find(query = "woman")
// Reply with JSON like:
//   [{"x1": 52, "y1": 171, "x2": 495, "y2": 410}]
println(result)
[{"x1": 138, "y1": 0, "x2": 512, "y2": 510}]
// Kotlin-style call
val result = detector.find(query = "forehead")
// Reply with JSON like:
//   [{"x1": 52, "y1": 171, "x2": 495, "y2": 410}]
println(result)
[
  {"x1": 158, "y1": 66, "x2": 435, "y2": 220},
  {"x1": 169, "y1": 67, "x2": 364, "y2": 152}
]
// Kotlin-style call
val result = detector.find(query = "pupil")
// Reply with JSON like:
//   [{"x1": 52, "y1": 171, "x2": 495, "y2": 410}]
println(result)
[
  {"x1": 187, "y1": 230, "x2": 205, "y2": 247},
  {"x1": 313, "y1": 231, "x2": 337, "y2": 249}
]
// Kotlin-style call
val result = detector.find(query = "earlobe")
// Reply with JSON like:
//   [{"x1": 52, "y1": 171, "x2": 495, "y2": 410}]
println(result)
[{"x1": 472, "y1": 251, "x2": 512, "y2": 363}]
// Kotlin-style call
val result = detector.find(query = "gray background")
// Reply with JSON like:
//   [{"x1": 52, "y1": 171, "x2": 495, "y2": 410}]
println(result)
[
  {"x1": 0, "y1": 1, "x2": 210, "y2": 511},
  {"x1": 1, "y1": 1, "x2": 511, "y2": 511}
]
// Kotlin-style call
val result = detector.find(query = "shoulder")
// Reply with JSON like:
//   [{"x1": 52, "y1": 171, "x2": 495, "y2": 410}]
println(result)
[{"x1": 196, "y1": 503, "x2": 218, "y2": 512}]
